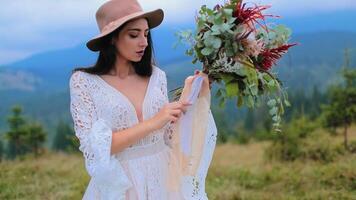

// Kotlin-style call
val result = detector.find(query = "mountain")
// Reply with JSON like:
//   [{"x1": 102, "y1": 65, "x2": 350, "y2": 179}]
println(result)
[
  {"x1": 1, "y1": 28, "x2": 356, "y2": 139},
  {"x1": 274, "y1": 10, "x2": 356, "y2": 34},
  {"x1": 1, "y1": 30, "x2": 355, "y2": 92}
]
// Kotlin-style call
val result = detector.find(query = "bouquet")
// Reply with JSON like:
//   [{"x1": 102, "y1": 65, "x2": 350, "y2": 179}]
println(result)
[{"x1": 173, "y1": 0, "x2": 296, "y2": 132}]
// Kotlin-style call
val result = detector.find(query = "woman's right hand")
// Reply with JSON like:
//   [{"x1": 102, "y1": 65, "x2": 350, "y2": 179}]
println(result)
[{"x1": 149, "y1": 101, "x2": 192, "y2": 130}]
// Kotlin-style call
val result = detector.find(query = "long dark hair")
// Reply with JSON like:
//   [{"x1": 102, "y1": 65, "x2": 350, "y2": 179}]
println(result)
[{"x1": 73, "y1": 20, "x2": 156, "y2": 77}]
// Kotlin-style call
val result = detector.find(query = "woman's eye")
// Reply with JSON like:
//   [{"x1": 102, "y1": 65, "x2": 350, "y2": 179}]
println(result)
[{"x1": 129, "y1": 34, "x2": 138, "y2": 38}]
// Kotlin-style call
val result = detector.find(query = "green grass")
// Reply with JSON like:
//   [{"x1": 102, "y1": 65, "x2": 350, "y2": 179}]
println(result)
[
  {"x1": 0, "y1": 152, "x2": 89, "y2": 199},
  {"x1": 0, "y1": 128, "x2": 355, "y2": 200},
  {"x1": 207, "y1": 145, "x2": 356, "y2": 200}
]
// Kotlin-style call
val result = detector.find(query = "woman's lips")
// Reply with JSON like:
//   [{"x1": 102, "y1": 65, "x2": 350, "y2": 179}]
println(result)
[{"x1": 136, "y1": 50, "x2": 144, "y2": 56}]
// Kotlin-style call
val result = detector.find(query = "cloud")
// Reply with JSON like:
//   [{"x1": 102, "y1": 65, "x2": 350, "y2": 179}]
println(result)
[{"x1": 0, "y1": 0, "x2": 355, "y2": 65}]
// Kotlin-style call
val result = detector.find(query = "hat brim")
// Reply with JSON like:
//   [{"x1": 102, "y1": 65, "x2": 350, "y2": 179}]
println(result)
[{"x1": 86, "y1": 8, "x2": 164, "y2": 51}]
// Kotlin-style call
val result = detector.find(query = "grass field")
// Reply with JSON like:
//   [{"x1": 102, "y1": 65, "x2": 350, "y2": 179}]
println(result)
[{"x1": 0, "y1": 128, "x2": 355, "y2": 200}]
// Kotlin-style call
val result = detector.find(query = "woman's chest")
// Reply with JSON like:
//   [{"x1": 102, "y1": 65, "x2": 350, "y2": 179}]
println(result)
[{"x1": 90, "y1": 82, "x2": 167, "y2": 130}]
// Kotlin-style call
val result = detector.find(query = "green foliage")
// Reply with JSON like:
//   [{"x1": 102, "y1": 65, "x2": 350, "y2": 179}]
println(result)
[
  {"x1": 4, "y1": 106, "x2": 29, "y2": 158},
  {"x1": 4, "y1": 105, "x2": 47, "y2": 159},
  {"x1": 53, "y1": 120, "x2": 78, "y2": 152},
  {"x1": 244, "y1": 109, "x2": 255, "y2": 131},
  {"x1": 349, "y1": 140, "x2": 356, "y2": 153},
  {"x1": 322, "y1": 81, "x2": 356, "y2": 131},
  {"x1": 217, "y1": 131, "x2": 229, "y2": 144},
  {"x1": 321, "y1": 53, "x2": 356, "y2": 150},
  {"x1": 235, "y1": 132, "x2": 251, "y2": 145},
  {"x1": 0, "y1": 139, "x2": 3, "y2": 162},
  {"x1": 207, "y1": 132, "x2": 356, "y2": 199},
  {"x1": 266, "y1": 132, "x2": 301, "y2": 161},
  {"x1": 1, "y1": 128, "x2": 355, "y2": 199},
  {"x1": 0, "y1": 153, "x2": 89, "y2": 199},
  {"x1": 266, "y1": 116, "x2": 319, "y2": 162},
  {"x1": 24, "y1": 122, "x2": 47, "y2": 157},
  {"x1": 214, "y1": 109, "x2": 233, "y2": 144},
  {"x1": 256, "y1": 25, "x2": 292, "y2": 49},
  {"x1": 174, "y1": 0, "x2": 294, "y2": 133}
]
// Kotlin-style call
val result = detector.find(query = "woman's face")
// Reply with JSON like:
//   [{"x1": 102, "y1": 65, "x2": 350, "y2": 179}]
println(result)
[{"x1": 114, "y1": 18, "x2": 149, "y2": 62}]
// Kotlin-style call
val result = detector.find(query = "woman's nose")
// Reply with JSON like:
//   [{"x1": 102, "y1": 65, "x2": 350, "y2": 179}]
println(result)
[{"x1": 139, "y1": 36, "x2": 148, "y2": 47}]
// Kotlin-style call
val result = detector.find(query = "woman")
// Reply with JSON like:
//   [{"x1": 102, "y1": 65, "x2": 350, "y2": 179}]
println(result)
[{"x1": 69, "y1": 0, "x2": 217, "y2": 199}]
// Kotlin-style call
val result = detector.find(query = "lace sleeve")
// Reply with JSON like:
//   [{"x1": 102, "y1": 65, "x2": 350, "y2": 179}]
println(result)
[
  {"x1": 159, "y1": 70, "x2": 175, "y2": 148},
  {"x1": 69, "y1": 71, "x2": 131, "y2": 199}
]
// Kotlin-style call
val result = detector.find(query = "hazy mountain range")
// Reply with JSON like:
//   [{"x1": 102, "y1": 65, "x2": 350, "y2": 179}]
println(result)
[{"x1": 1, "y1": 11, "x2": 356, "y2": 140}]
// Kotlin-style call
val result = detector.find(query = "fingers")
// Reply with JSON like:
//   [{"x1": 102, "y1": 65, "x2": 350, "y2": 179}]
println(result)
[
  {"x1": 177, "y1": 101, "x2": 191, "y2": 113},
  {"x1": 168, "y1": 101, "x2": 192, "y2": 117},
  {"x1": 170, "y1": 115, "x2": 179, "y2": 124},
  {"x1": 168, "y1": 101, "x2": 191, "y2": 109},
  {"x1": 169, "y1": 109, "x2": 182, "y2": 124},
  {"x1": 196, "y1": 71, "x2": 212, "y2": 89},
  {"x1": 185, "y1": 75, "x2": 196, "y2": 85}
]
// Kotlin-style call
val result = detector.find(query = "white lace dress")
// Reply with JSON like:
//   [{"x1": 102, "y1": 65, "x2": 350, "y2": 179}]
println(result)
[{"x1": 69, "y1": 65, "x2": 217, "y2": 200}]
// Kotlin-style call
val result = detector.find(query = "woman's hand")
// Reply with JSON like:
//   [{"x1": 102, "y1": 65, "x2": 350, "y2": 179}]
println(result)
[
  {"x1": 149, "y1": 101, "x2": 192, "y2": 130},
  {"x1": 179, "y1": 70, "x2": 212, "y2": 104},
  {"x1": 194, "y1": 70, "x2": 213, "y2": 90}
]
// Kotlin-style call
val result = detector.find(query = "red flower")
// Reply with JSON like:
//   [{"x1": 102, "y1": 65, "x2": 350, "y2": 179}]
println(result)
[
  {"x1": 232, "y1": 1, "x2": 277, "y2": 32},
  {"x1": 258, "y1": 44, "x2": 297, "y2": 71}
]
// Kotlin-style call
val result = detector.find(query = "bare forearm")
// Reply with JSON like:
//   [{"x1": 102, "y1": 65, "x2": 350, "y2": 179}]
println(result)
[
  {"x1": 110, "y1": 99, "x2": 189, "y2": 155},
  {"x1": 110, "y1": 118, "x2": 157, "y2": 154}
]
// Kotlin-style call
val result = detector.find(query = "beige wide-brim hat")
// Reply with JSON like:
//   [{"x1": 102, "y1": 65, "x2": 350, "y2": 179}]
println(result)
[{"x1": 87, "y1": 0, "x2": 164, "y2": 51}]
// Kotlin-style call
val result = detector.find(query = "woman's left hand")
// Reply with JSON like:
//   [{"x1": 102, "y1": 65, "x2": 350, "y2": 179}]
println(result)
[
  {"x1": 179, "y1": 70, "x2": 213, "y2": 105},
  {"x1": 194, "y1": 70, "x2": 212, "y2": 90}
]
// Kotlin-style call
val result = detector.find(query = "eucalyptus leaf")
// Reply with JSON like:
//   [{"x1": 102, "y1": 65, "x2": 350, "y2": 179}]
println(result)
[
  {"x1": 223, "y1": 8, "x2": 233, "y2": 16},
  {"x1": 269, "y1": 107, "x2": 278, "y2": 116},
  {"x1": 267, "y1": 99, "x2": 277, "y2": 107},
  {"x1": 226, "y1": 82, "x2": 239, "y2": 98},
  {"x1": 214, "y1": 13, "x2": 224, "y2": 25},
  {"x1": 212, "y1": 38, "x2": 222, "y2": 49},
  {"x1": 237, "y1": 95, "x2": 243, "y2": 107},
  {"x1": 219, "y1": 97, "x2": 226, "y2": 108},
  {"x1": 272, "y1": 115, "x2": 280, "y2": 122},
  {"x1": 268, "y1": 80, "x2": 275, "y2": 87},
  {"x1": 221, "y1": 73, "x2": 235, "y2": 83},
  {"x1": 250, "y1": 84, "x2": 258, "y2": 96},
  {"x1": 247, "y1": 95, "x2": 254, "y2": 108},
  {"x1": 201, "y1": 47, "x2": 213, "y2": 56},
  {"x1": 216, "y1": 88, "x2": 222, "y2": 98}
]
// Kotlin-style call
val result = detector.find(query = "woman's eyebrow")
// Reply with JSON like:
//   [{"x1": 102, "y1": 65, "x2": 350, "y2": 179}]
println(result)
[{"x1": 127, "y1": 28, "x2": 149, "y2": 32}]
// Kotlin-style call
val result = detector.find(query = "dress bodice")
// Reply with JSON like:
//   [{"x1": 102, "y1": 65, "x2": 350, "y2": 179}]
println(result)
[{"x1": 70, "y1": 65, "x2": 170, "y2": 150}]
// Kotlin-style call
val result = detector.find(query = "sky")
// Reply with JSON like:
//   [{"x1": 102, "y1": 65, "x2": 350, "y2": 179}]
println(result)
[{"x1": 0, "y1": 0, "x2": 356, "y2": 65}]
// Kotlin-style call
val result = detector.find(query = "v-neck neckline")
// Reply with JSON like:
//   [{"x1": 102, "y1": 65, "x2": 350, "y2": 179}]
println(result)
[{"x1": 94, "y1": 68, "x2": 155, "y2": 123}]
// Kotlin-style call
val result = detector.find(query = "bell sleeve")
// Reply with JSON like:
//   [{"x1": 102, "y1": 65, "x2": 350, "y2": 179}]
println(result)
[{"x1": 69, "y1": 71, "x2": 132, "y2": 199}]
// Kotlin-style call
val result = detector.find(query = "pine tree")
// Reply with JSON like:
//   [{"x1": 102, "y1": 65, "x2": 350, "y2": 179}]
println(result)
[
  {"x1": 4, "y1": 105, "x2": 48, "y2": 158},
  {"x1": 309, "y1": 85, "x2": 323, "y2": 119},
  {"x1": 0, "y1": 138, "x2": 3, "y2": 162},
  {"x1": 25, "y1": 122, "x2": 47, "y2": 157},
  {"x1": 53, "y1": 120, "x2": 77, "y2": 152},
  {"x1": 244, "y1": 109, "x2": 255, "y2": 131},
  {"x1": 322, "y1": 49, "x2": 356, "y2": 150},
  {"x1": 4, "y1": 106, "x2": 28, "y2": 158}
]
